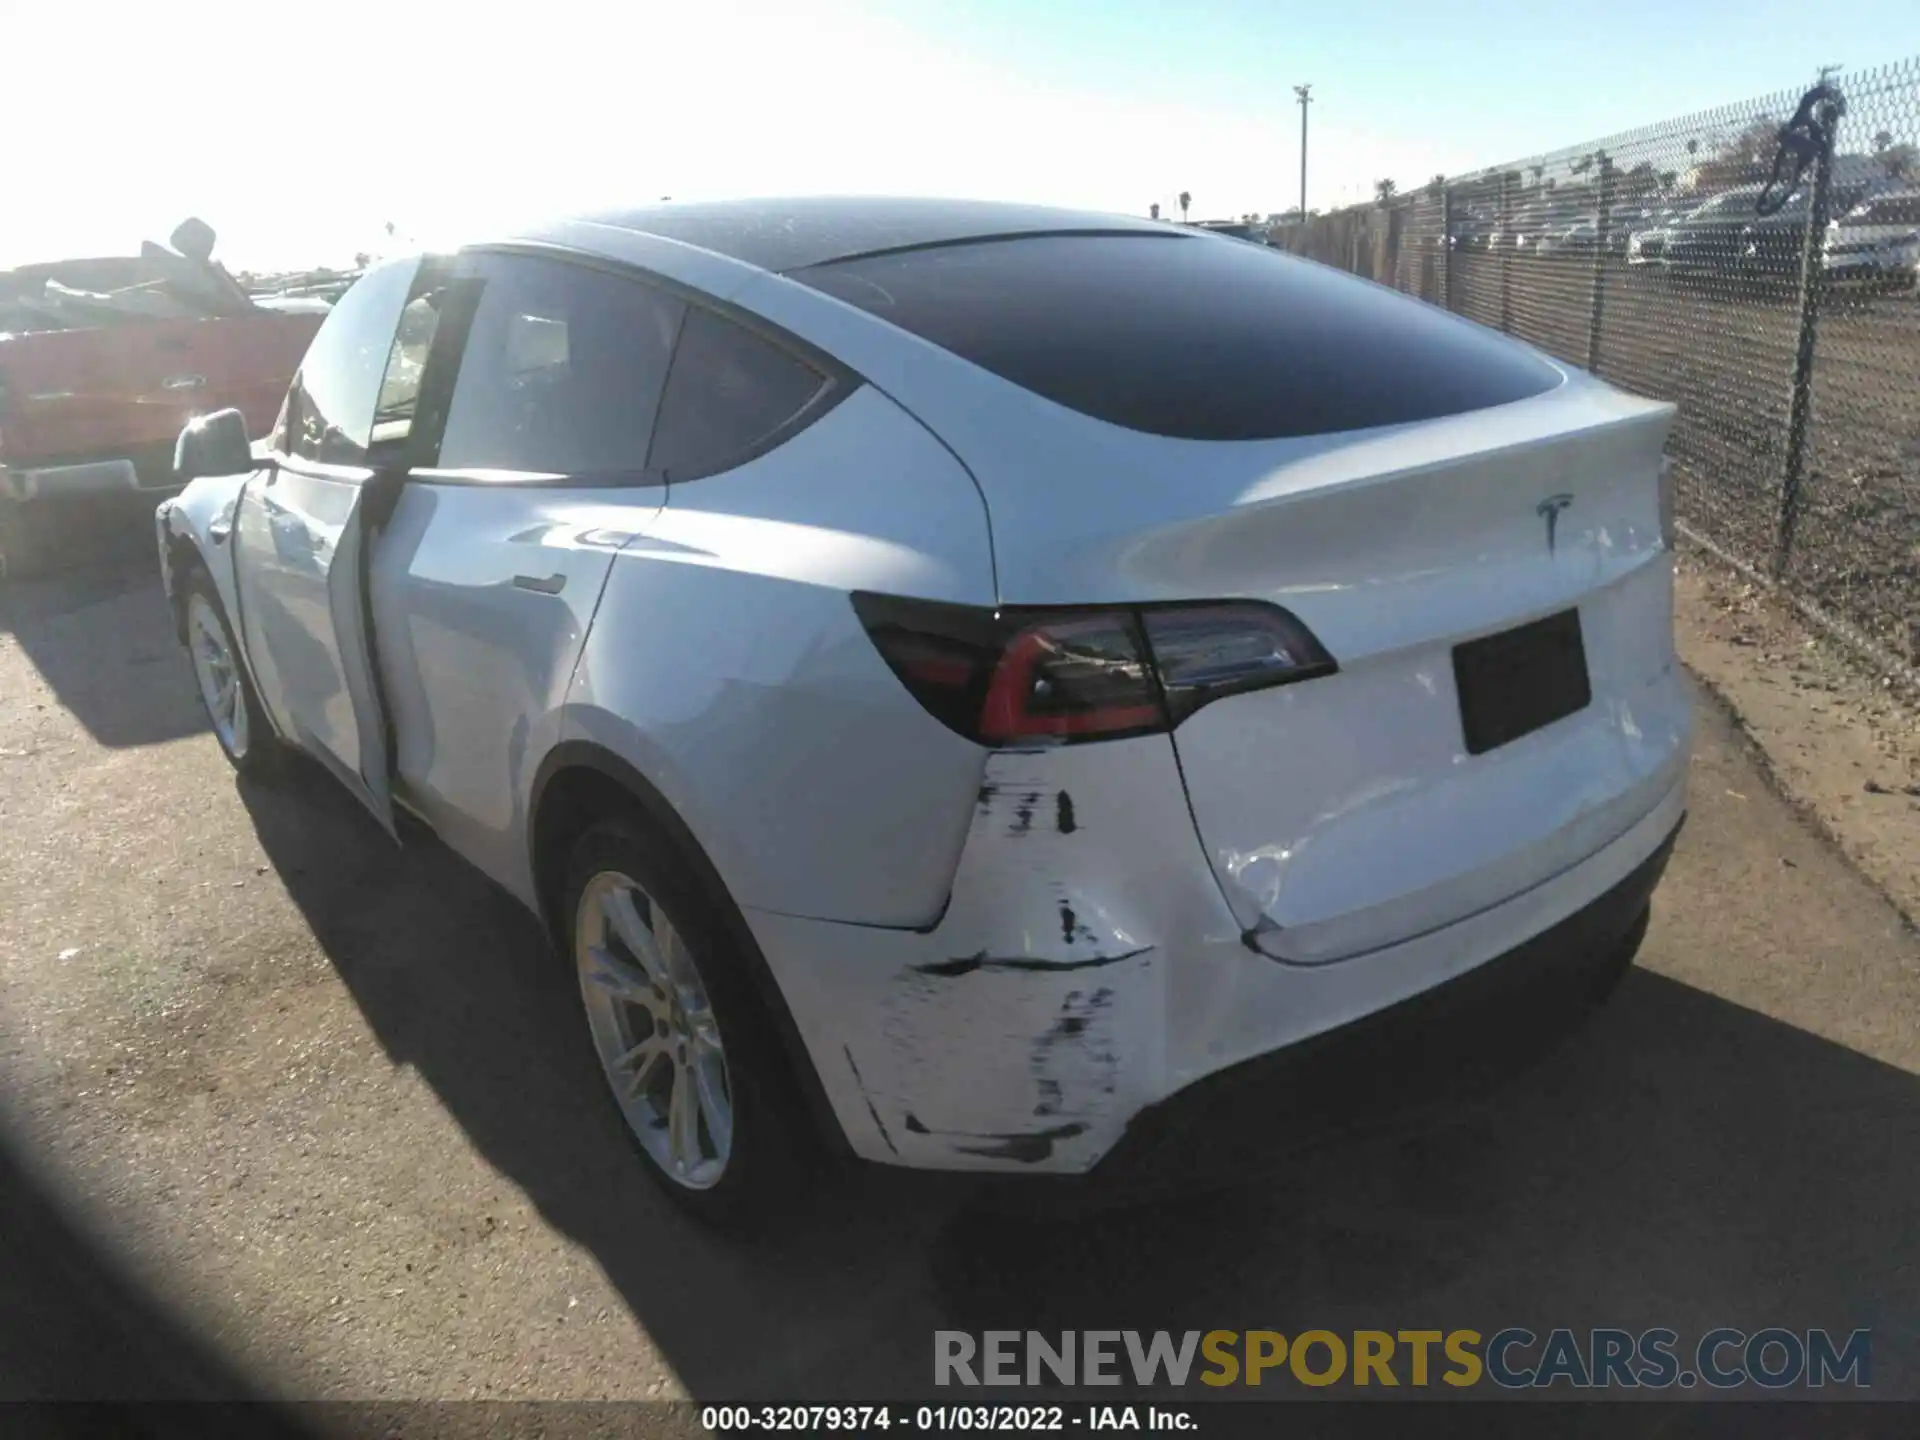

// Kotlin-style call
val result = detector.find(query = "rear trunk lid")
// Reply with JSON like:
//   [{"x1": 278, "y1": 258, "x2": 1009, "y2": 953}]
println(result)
[{"x1": 966, "y1": 380, "x2": 1682, "y2": 963}]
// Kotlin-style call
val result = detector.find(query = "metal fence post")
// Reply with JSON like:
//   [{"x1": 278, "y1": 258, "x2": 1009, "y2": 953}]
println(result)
[
  {"x1": 1585, "y1": 155, "x2": 1613, "y2": 373},
  {"x1": 1499, "y1": 171, "x2": 1514, "y2": 334},
  {"x1": 1772, "y1": 93, "x2": 1843, "y2": 578},
  {"x1": 1441, "y1": 185, "x2": 1455, "y2": 312}
]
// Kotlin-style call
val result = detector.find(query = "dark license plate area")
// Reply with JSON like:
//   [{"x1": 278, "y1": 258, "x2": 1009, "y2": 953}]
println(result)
[{"x1": 1452, "y1": 608, "x2": 1591, "y2": 755}]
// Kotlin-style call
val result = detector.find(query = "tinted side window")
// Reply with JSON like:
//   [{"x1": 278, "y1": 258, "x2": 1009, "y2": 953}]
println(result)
[
  {"x1": 289, "y1": 258, "x2": 420, "y2": 466},
  {"x1": 793, "y1": 233, "x2": 1560, "y2": 441},
  {"x1": 648, "y1": 307, "x2": 832, "y2": 480},
  {"x1": 435, "y1": 254, "x2": 685, "y2": 477},
  {"x1": 369, "y1": 289, "x2": 444, "y2": 450}
]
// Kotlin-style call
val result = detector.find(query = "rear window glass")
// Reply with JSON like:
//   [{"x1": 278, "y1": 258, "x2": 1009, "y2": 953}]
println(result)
[
  {"x1": 647, "y1": 306, "x2": 832, "y2": 479},
  {"x1": 793, "y1": 234, "x2": 1559, "y2": 440}
]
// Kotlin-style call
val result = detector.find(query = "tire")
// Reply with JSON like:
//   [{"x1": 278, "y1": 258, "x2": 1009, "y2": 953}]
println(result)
[
  {"x1": 182, "y1": 568, "x2": 278, "y2": 776},
  {"x1": 560, "y1": 816, "x2": 807, "y2": 1229}
]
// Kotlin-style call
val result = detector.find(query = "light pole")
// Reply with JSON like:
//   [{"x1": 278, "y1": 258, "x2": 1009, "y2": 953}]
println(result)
[{"x1": 1294, "y1": 83, "x2": 1312, "y2": 221}]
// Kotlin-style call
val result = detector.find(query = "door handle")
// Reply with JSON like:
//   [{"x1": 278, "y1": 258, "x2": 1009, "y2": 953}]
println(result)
[{"x1": 512, "y1": 573, "x2": 567, "y2": 595}]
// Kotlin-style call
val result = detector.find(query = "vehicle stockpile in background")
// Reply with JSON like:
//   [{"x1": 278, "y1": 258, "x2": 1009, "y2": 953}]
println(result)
[{"x1": 1277, "y1": 57, "x2": 1920, "y2": 693}]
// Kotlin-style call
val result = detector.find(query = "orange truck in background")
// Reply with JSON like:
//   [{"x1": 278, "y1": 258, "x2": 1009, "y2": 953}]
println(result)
[{"x1": 0, "y1": 219, "x2": 327, "y2": 579}]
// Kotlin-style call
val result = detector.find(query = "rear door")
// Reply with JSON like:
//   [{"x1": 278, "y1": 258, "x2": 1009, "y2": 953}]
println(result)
[
  {"x1": 231, "y1": 258, "x2": 432, "y2": 833},
  {"x1": 365, "y1": 250, "x2": 684, "y2": 899}
]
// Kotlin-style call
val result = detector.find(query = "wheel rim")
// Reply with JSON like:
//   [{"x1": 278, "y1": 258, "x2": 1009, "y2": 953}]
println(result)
[
  {"x1": 575, "y1": 871, "x2": 733, "y2": 1190},
  {"x1": 187, "y1": 593, "x2": 249, "y2": 759}
]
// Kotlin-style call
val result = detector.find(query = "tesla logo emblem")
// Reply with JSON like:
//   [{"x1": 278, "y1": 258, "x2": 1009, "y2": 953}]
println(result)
[{"x1": 1537, "y1": 494, "x2": 1574, "y2": 554}]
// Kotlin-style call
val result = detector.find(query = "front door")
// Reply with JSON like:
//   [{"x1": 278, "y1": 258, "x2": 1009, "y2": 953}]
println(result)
[{"x1": 231, "y1": 257, "x2": 436, "y2": 835}]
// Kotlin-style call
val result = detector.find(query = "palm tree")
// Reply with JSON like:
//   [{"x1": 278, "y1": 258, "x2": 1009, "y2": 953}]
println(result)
[
  {"x1": 1375, "y1": 178, "x2": 1397, "y2": 206},
  {"x1": 1178, "y1": 191, "x2": 1191, "y2": 222}
]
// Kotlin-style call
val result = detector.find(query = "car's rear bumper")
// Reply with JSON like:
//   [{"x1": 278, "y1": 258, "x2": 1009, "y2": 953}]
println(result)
[
  {"x1": 1074, "y1": 817, "x2": 1674, "y2": 1198},
  {"x1": 748, "y1": 725, "x2": 1688, "y2": 1177}
]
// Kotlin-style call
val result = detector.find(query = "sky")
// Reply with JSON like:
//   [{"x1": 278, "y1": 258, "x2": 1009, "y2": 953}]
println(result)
[{"x1": 6, "y1": 0, "x2": 1917, "y2": 272}]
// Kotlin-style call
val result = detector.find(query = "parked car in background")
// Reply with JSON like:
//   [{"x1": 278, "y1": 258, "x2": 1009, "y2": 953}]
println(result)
[
  {"x1": 1502, "y1": 196, "x2": 1588, "y2": 255},
  {"x1": 1624, "y1": 201, "x2": 1708, "y2": 269},
  {"x1": 1664, "y1": 177, "x2": 1896, "y2": 282},
  {"x1": 1655, "y1": 187, "x2": 1767, "y2": 276},
  {"x1": 1822, "y1": 189, "x2": 1920, "y2": 289},
  {"x1": 1449, "y1": 209, "x2": 1497, "y2": 252},
  {"x1": 0, "y1": 220, "x2": 324, "y2": 579},
  {"x1": 1542, "y1": 206, "x2": 1666, "y2": 259},
  {"x1": 1193, "y1": 220, "x2": 1271, "y2": 245},
  {"x1": 158, "y1": 197, "x2": 1688, "y2": 1224}
]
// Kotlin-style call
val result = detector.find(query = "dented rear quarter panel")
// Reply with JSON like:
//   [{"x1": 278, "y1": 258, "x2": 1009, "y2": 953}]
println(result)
[{"x1": 744, "y1": 734, "x2": 1242, "y2": 1173}]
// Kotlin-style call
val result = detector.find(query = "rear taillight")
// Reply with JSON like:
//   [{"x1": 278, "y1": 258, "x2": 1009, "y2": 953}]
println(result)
[
  {"x1": 852, "y1": 592, "x2": 1336, "y2": 746},
  {"x1": 980, "y1": 613, "x2": 1162, "y2": 742},
  {"x1": 1141, "y1": 603, "x2": 1336, "y2": 725}
]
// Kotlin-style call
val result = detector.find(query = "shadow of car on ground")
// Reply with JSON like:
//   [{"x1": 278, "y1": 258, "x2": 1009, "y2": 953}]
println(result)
[
  {"x1": 0, "y1": 532, "x2": 204, "y2": 750},
  {"x1": 229, "y1": 755, "x2": 1920, "y2": 1402}
]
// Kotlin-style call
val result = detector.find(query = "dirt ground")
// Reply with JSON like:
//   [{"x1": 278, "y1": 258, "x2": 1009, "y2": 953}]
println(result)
[
  {"x1": 2, "y1": 544, "x2": 1919, "y2": 1405},
  {"x1": 1676, "y1": 554, "x2": 1920, "y2": 925}
]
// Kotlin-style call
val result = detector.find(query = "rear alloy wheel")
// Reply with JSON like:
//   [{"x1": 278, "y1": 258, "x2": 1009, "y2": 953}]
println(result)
[
  {"x1": 562, "y1": 818, "x2": 803, "y2": 1226},
  {"x1": 575, "y1": 869, "x2": 734, "y2": 1189},
  {"x1": 184, "y1": 575, "x2": 275, "y2": 775}
]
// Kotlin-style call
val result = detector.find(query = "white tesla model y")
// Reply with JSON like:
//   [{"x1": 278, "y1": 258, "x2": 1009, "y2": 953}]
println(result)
[{"x1": 158, "y1": 198, "x2": 1690, "y2": 1222}]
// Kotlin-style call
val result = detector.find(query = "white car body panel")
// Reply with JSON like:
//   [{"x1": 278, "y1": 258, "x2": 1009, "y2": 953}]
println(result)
[
  {"x1": 567, "y1": 384, "x2": 997, "y2": 926},
  {"x1": 370, "y1": 482, "x2": 660, "y2": 905},
  {"x1": 158, "y1": 202, "x2": 1692, "y2": 1178},
  {"x1": 157, "y1": 472, "x2": 251, "y2": 626},
  {"x1": 231, "y1": 466, "x2": 394, "y2": 832}
]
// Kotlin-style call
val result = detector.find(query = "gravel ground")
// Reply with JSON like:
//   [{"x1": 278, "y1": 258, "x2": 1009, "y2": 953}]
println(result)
[{"x1": 3, "y1": 550, "x2": 1920, "y2": 1405}]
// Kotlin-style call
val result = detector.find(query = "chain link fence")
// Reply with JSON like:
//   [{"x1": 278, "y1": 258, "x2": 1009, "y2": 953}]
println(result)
[{"x1": 1278, "y1": 56, "x2": 1920, "y2": 677}]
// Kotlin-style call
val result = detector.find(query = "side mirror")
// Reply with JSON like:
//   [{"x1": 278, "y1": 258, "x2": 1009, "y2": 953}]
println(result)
[{"x1": 174, "y1": 408, "x2": 254, "y2": 484}]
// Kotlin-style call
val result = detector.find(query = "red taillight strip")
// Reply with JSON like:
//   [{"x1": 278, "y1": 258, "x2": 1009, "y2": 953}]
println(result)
[
  {"x1": 850, "y1": 592, "x2": 1337, "y2": 748},
  {"x1": 978, "y1": 627, "x2": 1163, "y2": 741}
]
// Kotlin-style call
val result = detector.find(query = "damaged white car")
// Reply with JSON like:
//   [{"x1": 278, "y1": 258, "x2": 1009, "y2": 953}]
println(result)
[{"x1": 158, "y1": 198, "x2": 1690, "y2": 1223}]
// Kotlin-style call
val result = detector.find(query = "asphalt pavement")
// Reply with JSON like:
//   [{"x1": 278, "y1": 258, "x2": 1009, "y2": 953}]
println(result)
[{"x1": 2, "y1": 549, "x2": 1917, "y2": 1404}]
